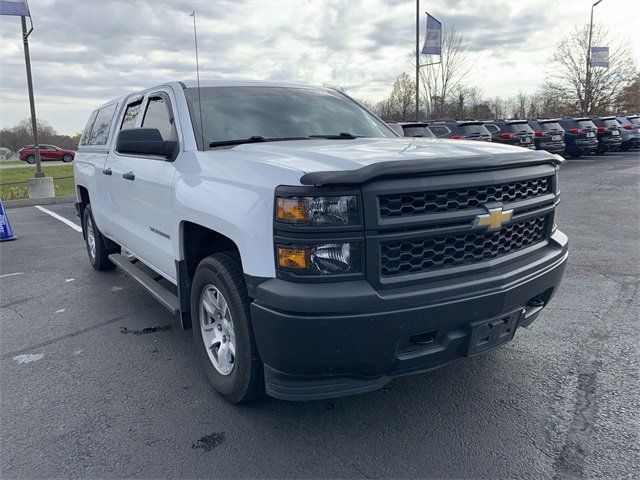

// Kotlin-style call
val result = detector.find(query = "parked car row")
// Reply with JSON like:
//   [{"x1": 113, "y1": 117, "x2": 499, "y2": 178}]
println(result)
[{"x1": 388, "y1": 114, "x2": 640, "y2": 158}]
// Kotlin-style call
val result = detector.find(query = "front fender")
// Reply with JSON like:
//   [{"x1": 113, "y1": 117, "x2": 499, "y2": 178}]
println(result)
[{"x1": 172, "y1": 154, "x2": 305, "y2": 278}]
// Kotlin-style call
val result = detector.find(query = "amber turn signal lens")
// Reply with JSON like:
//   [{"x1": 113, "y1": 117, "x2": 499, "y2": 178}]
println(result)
[
  {"x1": 277, "y1": 246, "x2": 310, "y2": 270},
  {"x1": 276, "y1": 198, "x2": 308, "y2": 223}
]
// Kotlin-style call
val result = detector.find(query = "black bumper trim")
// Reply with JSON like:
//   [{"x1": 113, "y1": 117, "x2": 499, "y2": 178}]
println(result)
[{"x1": 251, "y1": 233, "x2": 568, "y2": 401}]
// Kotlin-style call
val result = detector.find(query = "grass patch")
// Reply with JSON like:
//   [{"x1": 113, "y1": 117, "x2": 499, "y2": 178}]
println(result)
[
  {"x1": 0, "y1": 165, "x2": 74, "y2": 200},
  {"x1": 0, "y1": 160, "x2": 23, "y2": 165}
]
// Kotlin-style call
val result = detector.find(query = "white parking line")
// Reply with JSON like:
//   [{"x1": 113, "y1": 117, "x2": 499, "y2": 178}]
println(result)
[
  {"x1": 34, "y1": 205, "x2": 82, "y2": 232},
  {"x1": 0, "y1": 272, "x2": 24, "y2": 279}
]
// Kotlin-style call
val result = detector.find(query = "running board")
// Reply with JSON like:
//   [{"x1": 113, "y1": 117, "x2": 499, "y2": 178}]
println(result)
[{"x1": 108, "y1": 254, "x2": 179, "y2": 315}]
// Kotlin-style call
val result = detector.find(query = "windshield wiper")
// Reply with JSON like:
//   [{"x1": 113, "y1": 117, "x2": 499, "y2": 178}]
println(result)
[
  {"x1": 209, "y1": 136, "x2": 308, "y2": 148},
  {"x1": 308, "y1": 132, "x2": 362, "y2": 139}
]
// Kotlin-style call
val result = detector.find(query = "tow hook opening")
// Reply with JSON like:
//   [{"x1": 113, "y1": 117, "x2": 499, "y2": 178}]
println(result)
[
  {"x1": 410, "y1": 330, "x2": 437, "y2": 346},
  {"x1": 521, "y1": 288, "x2": 553, "y2": 327}
]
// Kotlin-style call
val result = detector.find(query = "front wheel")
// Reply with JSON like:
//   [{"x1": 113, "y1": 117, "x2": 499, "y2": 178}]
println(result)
[
  {"x1": 83, "y1": 205, "x2": 115, "y2": 271},
  {"x1": 191, "y1": 253, "x2": 264, "y2": 403},
  {"x1": 62, "y1": 154, "x2": 73, "y2": 162}
]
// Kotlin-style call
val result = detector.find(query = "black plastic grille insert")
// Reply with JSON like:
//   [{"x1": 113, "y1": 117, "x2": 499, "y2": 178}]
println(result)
[
  {"x1": 380, "y1": 215, "x2": 548, "y2": 277},
  {"x1": 379, "y1": 177, "x2": 551, "y2": 218}
]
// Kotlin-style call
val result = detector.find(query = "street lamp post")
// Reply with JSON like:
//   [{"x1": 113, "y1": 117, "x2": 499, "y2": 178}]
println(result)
[
  {"x1": 585, "y1": 0, "x2": 603, "y2": 116},
  {"x1": 415, "y1": 0, "x2": 420, "y2": 121}
]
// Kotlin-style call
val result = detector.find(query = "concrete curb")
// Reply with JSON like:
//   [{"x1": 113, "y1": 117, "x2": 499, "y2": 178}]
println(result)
[{"x1": 4, "y1": 195, "x2": 76, "y2": 209}]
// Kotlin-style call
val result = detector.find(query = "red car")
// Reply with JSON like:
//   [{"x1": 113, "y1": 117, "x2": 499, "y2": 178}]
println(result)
[{"x1": 18, "y1": 144, "x2": 76, "y2": 163}]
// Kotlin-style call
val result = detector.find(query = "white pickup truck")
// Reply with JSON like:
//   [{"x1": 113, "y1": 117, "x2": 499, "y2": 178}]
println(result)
[{"x1": 74, "y1": 80, "x2": 568, "y2": 402}]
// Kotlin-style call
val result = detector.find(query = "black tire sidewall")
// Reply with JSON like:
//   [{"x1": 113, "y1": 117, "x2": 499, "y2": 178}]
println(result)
[
  {"x1": 82, "y1": 205, "x2": 113, "y2": 270},
  {"x1": 63, "y1": 154, "x2": 72, "y2": 162},
  {"x1": 190, "y1": 254, "x2": 261, "y2": 402},
  {"x1": 26, "y1": 155, "x2": 35, "y2": 164}
]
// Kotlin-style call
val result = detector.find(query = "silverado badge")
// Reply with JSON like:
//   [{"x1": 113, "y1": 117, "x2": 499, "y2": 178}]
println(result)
[{"x1": 473, "y1": 206, "x2": 513, "y2": 231}]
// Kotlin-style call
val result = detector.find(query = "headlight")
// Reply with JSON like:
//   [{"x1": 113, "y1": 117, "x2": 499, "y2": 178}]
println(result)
[
  {"x1": 276, "y1": 242, "x2": 361, "y2": 275},
  {"x1": 276, "y1": 195, "x2": 359, "y2": 226}
]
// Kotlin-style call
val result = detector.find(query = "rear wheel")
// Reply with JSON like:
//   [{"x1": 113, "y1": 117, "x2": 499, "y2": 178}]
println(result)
[
  {"x1": 567, "y1": 149, "x2": 582, "y2": 158},
  {"x1": 26, "y1": 155, "x2": 35, "y2": 164},
  {"x1": 82, "y1": 205, "x2": 115, "y2": 271},
  {"x1": 62, "y1": 154, "x2": 73, "y2": 162},
  {"x1": 191, "y1": 253, "x2": 264, "y2": 403}
]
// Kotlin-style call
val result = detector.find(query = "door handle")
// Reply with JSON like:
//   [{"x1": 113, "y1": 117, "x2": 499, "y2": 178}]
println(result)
[
  {"x1": 122, "y1": 171, "x2": 135, "y2": 181},
  {"x1": 102, "y1": 168, "x2": 112, "y2": 176}
]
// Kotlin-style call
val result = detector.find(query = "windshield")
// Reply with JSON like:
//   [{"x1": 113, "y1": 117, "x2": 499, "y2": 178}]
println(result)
[
  {"x1": 461, "y1": 124, "x2": 490, "y2": 136},
  {"x1": 402, "y1": 126, "x2": 435, "y2": 137},
  {"x1": 184, "y1": 86, "x2": 395, "y2": 148},
  {"x1": 508, "y1": 122, "x2": 534, "y2": 134}
]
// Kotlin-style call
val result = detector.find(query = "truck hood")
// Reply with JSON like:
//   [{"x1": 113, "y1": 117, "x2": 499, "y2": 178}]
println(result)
[{"x1": 227, "y1": 137, "x2": 562, "y2": 185}]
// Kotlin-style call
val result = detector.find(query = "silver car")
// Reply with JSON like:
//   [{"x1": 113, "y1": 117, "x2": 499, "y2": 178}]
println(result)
[{"x1": 615, "y1": 115, "x2": 640, "y2": 150}]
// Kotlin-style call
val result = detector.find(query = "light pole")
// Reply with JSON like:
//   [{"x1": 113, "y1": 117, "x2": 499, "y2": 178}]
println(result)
[
  {"x1": 585, "y1": 0, "x2": 603, "y2": 115},
  {"x1": 415, "y1": 0, "x2": 420, "y2": 121}
]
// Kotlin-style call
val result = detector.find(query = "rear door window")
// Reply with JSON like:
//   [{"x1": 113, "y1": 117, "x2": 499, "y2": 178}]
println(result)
[
  {"x1": 88, "y1": 103, "x2": 118, "y2": 145},
  {"x1": 141, "y1": 95, "x2": 177, "y2": 141},
  {"x1": 629, "y1": 117, "x2": 640, "y2": 125},
  {"x1": 121, "y1": 101, "x2": 142, "y2": 130},
  {"x1": 80, "y1": 110, "x2": 98, "y2": 145}
]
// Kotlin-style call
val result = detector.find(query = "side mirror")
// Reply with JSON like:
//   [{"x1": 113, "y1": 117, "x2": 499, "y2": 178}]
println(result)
[{"x1": 116, "y1": 128, "x2": 178, "y2": 160}]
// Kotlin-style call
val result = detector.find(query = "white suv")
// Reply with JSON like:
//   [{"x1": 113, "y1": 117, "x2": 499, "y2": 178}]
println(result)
[{"x1": 74, "y1": 80, "x2": 568, "y2": 402}]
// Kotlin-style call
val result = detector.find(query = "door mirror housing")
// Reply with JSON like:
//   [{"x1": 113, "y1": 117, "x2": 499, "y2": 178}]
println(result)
[{"x1": 116, "y1": 128, "x2": 178, "y2": 160}]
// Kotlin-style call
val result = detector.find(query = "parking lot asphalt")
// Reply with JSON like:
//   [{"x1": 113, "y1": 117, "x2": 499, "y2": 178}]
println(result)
[{"x1": 1, "y1": 151, "x2": 639, "y2": 479}]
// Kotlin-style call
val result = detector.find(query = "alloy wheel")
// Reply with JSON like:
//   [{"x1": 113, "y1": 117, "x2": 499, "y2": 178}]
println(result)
[{"x1": 199, "y1": 285, "x2": 236, "y2": 375}]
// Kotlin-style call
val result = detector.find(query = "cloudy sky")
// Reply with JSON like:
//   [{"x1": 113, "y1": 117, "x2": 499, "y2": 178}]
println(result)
[{"x1": 1, "y1": 0, "x2": 639, "y2": 134}]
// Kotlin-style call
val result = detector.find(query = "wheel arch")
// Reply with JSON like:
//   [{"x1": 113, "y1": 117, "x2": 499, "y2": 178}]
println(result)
[{"x1": 177, "y1": 221, "x2": 242, "y2": 329}]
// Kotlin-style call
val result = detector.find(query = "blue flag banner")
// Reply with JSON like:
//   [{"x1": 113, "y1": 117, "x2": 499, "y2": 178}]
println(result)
[
  {"x1": 421, "y1": 13, "x2": 442, "y2": 55},
  {"x1": 591, "y1": 47, "x2": 609, "y2": 68},
  {"x1": 0, "y1": 0, "x2": 29, "y2": 16}
]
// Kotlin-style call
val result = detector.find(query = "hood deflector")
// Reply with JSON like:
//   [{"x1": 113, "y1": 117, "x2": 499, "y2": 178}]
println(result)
[{"x1": 300, "y1": 152, "x2": 563, "y2": 186}]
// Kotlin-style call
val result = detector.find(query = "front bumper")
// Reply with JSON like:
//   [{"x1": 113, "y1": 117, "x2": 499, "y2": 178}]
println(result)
[{"x1": 251, "y1": 230, "x2": 568, "y2": 401}]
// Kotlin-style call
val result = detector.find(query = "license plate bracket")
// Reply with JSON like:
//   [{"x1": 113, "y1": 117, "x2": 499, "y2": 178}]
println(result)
[{"x1": 466, "y1": 310, "x2": 522, "y2": 357}]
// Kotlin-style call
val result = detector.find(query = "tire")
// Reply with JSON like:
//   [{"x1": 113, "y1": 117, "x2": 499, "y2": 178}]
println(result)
[
  {"x1": 82, "y1": 204, "x2": 115, "y2": 271},
  {"x1": 191, "y1": 252, "x2": 264, "y2": 403},
  {"x1": 567, "y1": 149, "x2": 581, "y2": 158},
  {"x1": 62, "y1": 154, "x2": 73, "y2": 162},
  {"x1": 595, "y1": 146, "x2": 606, "y2": 155},
  {"x1": 26, "y1": 155, "x2": 35, "y2": 164}
]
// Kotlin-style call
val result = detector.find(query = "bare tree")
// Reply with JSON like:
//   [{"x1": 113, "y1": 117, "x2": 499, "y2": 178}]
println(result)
[
  {"x1": 418, "y1": 24, "x2": 473, "y2": 119},
  {"x1": 614, "y1": 73, "x2": 640, "y2": 113},
  {"x1": 0, "y1": 118, "x2": 77, "y2": 154},
  {"x1": 387, "y1": 72, "x2": 416, "y2": 121},
  {"x1": 546, "y1": 24, "x2": 637, "y2": 115}
]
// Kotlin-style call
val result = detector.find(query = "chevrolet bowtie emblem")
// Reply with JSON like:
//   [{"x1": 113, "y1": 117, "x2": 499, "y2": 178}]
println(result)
[{"x1": 473, "y1": 206, "x2": 513, "y2": 230}]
